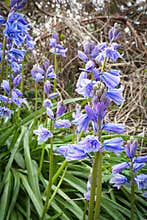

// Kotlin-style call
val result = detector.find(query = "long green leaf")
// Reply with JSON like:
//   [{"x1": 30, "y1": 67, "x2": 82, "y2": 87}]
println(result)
[
  {"x1": 23, "y1": 129, "x2": 43, "y2": 204},
  {"x1": 0, "y1": 171, "x2": 12, "y2": 220},
  {"x1": 20, "y1": 173, "x2": 43, "y2": 218},
  {"x1": 0, "y1": 127, "x2": 25, "y2": 193},
  {"x1": 6, "y1": 169, "x2": 20, "y2": 220}
]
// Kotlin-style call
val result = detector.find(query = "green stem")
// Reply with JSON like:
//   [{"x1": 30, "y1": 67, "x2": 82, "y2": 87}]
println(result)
[
  {"x1": 130, "y1": 160, "x2": 135, "y2": 220},
  {"x1": 41, "y1": 120, "x2": 54, "y2": 220},
  {"x1": 53, "y1": 53, "x2": 57, "y2": 92},
  {"x1": 38, "y1": 142, "x2": 46, "y2": 177},
  {"x1": 6, "y1": 62, "x2": 9, "y2": 80},
  {"x1": 34, "y1": 82, "x2": 38, "y2": 124},
  {"x1": 0, "y1": 36, "x2": 6, "y2": 83},
  {"x1": 94, "y1": 152, "x2": 102, "y2": 220},
  {"x1": 88, "y1": 119, "x2": 102, "y2": 220},
  {"x1": 21, "y1": 61, "x2": 25, "y2": 93},
  {"x1": 94, "y1": 120, "x2": 102, "y2": 220},
  {"x1": 47, "y1": 165, "x2": 67, "y2": 210},
  {"x1": 18, "y1": 62, "x2": 25, "y2": 120},
  {"x1": 88, "y1": 155, "x2": 99, "y2": 220},
  {"x1": 52, "y1": 160, "x2": 67, "y2": 185},
  {"x1": 83, "y1": 200, "x2": 88, "y2": 220}
]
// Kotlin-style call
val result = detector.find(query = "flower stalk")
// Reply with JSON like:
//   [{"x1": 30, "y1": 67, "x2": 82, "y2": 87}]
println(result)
[
  {"x1": 130, "y1": 159, "x2": 135, "y2": 220},
  {"x1": 41, "y1": 120, "x2": 54, "y2": 220},
  {"x1": 0, "y1": 36, "x2": 6, "y2": 83}
]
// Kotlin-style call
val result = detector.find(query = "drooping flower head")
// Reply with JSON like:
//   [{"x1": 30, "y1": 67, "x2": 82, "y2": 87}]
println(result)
[
  {"x1": 125, "y1": 138, "x2": 138, "y2": 159},
  {"x1": 110, "y1": 174, "x2": 129, "y2": 189},
  {"x1": 103, "y1": 137, "x2": 124, "y2": 154},
  {"x1": 34, "y1": 125, "x2": 53, "y2": 144},
  {"x1": 56, "y1": 102, "x2": 67, "y2": 117},
  {"x1": 31, "y1": 64, "x2": 45, "y2": 83},
  {"x1": 10, "y1": 0, "x2": 27, "y2": 10}
]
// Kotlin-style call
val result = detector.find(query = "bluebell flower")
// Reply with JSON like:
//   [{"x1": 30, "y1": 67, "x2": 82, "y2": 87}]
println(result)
[
  {"x1": 95, "y1": 102, "x2": 107, "y2": 119},
  {"x1": 13, "y1": 74, "x2": 22, "y2": 87},
  {"x1": 8, "y1": 12, "x2": 27, "y2": 25},
  {"x1": 100, "y1": 93, "x2": 111, "y2": 108},
  {"x1": 72, "y1": 104, "x2": 82, "y2": 120},
  {"x1": 0, "y1": 95, "x2": 9, "y2": 103},
  {"x1": 43, "y1": 59, "x2": 50, "y2": 70},
  {"x1": 0, "y1": 15, "x2": 5, "y2": 25},
  {"x1": 92, "y1": 93, "x2": 111, "y2": 120},
  {"x1": 134, "y1": 155, "x2": 147, "y2": 163},
  {"x1": 3, "y1": 12, "x2": 33, "y2": 49},
  {"x1": 76, "y1": 71, "x2": 87, "y2": 88},
  {"x1": 111, "y1": 43, "x2": 121, "y2": 50},
  {"x1": 79, "y1": 135, "x2": 101, "y2": 153},
  {"x1": 49, "y1": 33, "x2": 58, "y2": 47},
  {"x1": 93, "y1": 68, "x2": 100, "y2": 81},
  {"x1": 91, "y1": 46, "x2": 100, "y2": 59},
  {"x1": 47, "y1": 65, "x2": 56, "y2": 79},
  {"x1": 91, "y1": 43, "x2": 107, "y2": 59},
  {"x1": 106, "y1": 86, "x2": 124, "y2": 105},
  {"x1": 13, "y1": 88, "x2": 23, "y2": 97},
  {"x1": 110, "y1": 174, "x2": 129, "y2": 189},
  {"x1": 125, "y1": 139, "x2": 138, "y2": 159},
  {"x1": 46, "y1": 108, "x2": 54, "y2": 120},
  {"x1": 83, "y1": 38, "x2": 96, "y2": 56},
  {"x1": 48, "y1": 92, "x2": 59, "y2": 99},
  {"x1": 44, "y1": 80, "x2": 51, "y2": 96},
  {"x1": 49, "y1": 33, "x2": 67, "y2": 57},
  {"x1": 105, "y1": 46, "x2": 121, "y2": 62},
  {"x1": 95, "y1": 52, "x2": 105, "y2": 63},
  {"x1": 50, "y1": 44, "x2": 68, "y2": 57},
  {"x1": 73, "y1": 105, "x2": 98, "y2": 133},
  {"x1": 11, "y1": 61, "x2": 22, "y2": 73},
  {"x1": 34, "y1": 125, "x2": 53, "y2": 145},
  {"x1": 57, "y1": 144, "x2": 87, "y2": 161},
  {"x1": 4, "y1": 14, "x2": 28, "y2": 47},
  {"x1": 84, "y1": 173, "x2": 92, "y2": 200},
  {"x1": 134, "y1": 174, "x2": 147, "y2": 190},
  {"x1": 76, "y1": 79, "x2": 95, "y2": 98},
  {"x1": 95, "y1": 43, "x2": 121, "y2": 63},
  {"x1": 73, "y1": 114, "x2": 90, "y2": 133},
  {"x1": 103, "y1": 123, "x2": 125, "y2": 134},
  {"x1": 50, "y1": 38, "x2": 57, "y2": 48},
  {"x1": 103, "y1": 137, "x2": 124, "y2": 153},
  {"x1": 7, "y1": 48, "x2": 26, "y2": 61},
  {"x1": 112, "y1": 162, "x2": 130, "y2": 174},
  {"x1": 84, "y1": 60, "x2": 95, "y2": 72},
  {"x1": 1, "y1": 80, "x2": 10, "y2": 94},
  {"x1": 108, "y1": 24, "x2": 121, "y2": 42},
  {"x1": 109, "y1": 69, "x2": 121, "y2": 76},
  {"x1": 43, "y1": 99, "x2": 53, "y2": 108},
  {"x1": 132, "y1": 163, "x2": 145, "y2": 172},
  {"x1": 11, "y1": 89, "x2": 24, "y2": 107},
  {"x1": 56, "y1": 102, "x2": 66, "y2": 117},
  {"x1": 0, "y1": 107, "x2": 13, "y2": 118},
  {"x1": 31, "y1": 64, "x2": 45, "y2": 83},
  {"x1": 54, "y1": 119, "x2": 71, "y2": 128},
  {"x1": 78, "y1": 50, "x2": 88, "y2": 63},
  {"x1": 10, "y1": 0, "x2": 27, "y2": 10},
  {"x1": 25, "y1": 35, "x2": 35, "y2": 49},
  {"x1": 102, "y1": 71, "x2": 120, "y2": 88}
]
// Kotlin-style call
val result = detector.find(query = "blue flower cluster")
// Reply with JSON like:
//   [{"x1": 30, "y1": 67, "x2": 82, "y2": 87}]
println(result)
[
  {"x1": 0, "y1": 0, "x2": 34, "y2": 118},
  {"x1": 33, "y1": 35, "x2": 70, "y2": 143},
  {"x1": 58, "y1": 25, "x2": 125, "y2": 160},
  {"x1": 49, "y1": 33, "x2": 68, "y2": 57},
  {"x1": 110, "y1": 138, "x2": 147, "y2": 196}
]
